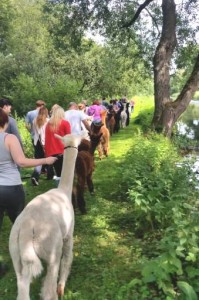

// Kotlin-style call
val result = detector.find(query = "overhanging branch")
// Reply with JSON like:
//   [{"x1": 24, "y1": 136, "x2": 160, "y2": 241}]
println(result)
[{"x1": 122, "y1": 0, "x2": 154, "y2": 28}]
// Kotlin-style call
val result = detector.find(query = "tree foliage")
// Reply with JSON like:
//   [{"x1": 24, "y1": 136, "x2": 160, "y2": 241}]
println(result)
[
  {"x1": 0, "y1": 0, "x2": 198, "y2": 129},
  {"x1": 0, "y1": 0, "x2": 154, "y2": 115},
  {"x1": 0, "y1": 0, "x2": 13, "y2": 52},
  {"x1": 54, "y1": 0, "x2": 199, "y2": 135}
]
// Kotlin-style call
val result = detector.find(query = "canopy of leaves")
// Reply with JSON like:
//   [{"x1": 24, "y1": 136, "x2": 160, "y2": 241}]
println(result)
[{"x1": 0, "y1": 0, "x2": 198, "y2": 115}]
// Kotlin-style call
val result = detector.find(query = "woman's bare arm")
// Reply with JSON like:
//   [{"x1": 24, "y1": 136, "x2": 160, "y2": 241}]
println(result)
[{"x1": 5, "y1": 134, "x2": 56, "y2": 167}]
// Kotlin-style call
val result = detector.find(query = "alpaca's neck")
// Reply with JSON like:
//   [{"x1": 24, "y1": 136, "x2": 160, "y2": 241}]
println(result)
[
  {"x1": 90, "y1": 142, "x2": 99, "y2": 156},
  {"x1": 58, "y1": 146, "x2": 78, "y2": 195},
  {"x1": 101, "y1": 114, "x2": 107, "y2": 128}
]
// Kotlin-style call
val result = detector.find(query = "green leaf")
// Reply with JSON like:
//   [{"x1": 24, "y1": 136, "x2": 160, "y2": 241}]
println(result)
[
  {"x1": 177, "y1": 281, "x2": 198, "y2": 300},
  {"x1": 186, "y1": 252, "x2": 196, "y2": 262},
  {"x1": 128, "y1": 278, "x2": 142, "y2": 288},
  {"x1": 180, "y1": 238, "x2": 187, "y2": 245}
]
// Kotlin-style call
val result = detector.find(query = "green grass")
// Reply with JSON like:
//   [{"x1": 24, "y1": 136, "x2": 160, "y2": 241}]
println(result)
[
  {"x1": 2, "y1": 97, "x2": 197, "y2": 299},
  {"x1": 0, "y1": 103, "x2": 152, "y2": 300}
]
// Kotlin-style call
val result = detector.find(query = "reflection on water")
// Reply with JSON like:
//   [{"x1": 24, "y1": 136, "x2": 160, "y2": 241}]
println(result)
[
  {"x1": 176, "y1": 154, "x2": 199, "y2": 189},
  {"x1": 177, "y1": 100, "x2": 199, "y2": 140},
  {"x1": 177, "y1": 100, "x2": 199, "y2": 187}
]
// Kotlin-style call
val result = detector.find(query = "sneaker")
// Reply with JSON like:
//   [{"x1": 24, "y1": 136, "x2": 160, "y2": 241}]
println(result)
[{"x1": 31, "y1": 177, "x2": 39, "y2": 186}]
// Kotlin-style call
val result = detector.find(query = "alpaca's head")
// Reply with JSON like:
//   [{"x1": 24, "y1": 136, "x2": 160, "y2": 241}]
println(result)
[
  {"x1": 89, "y1": 131, "x2": 103, "y2": 148},
  {"x1": 55, "y1": 132, "x2": 87, "y2": 148},
  {"x1": 90, "y1": 121, "x2": 103, "y2": 134}
]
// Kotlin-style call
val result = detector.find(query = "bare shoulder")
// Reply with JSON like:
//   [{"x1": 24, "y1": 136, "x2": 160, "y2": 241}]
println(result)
[{"x1": 5, "y1": 133, "x2": 18, "y2": 144}]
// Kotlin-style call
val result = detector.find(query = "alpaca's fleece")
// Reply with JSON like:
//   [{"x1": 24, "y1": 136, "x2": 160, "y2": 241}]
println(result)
[
  {"x1": 8, "y1": 132, "x2": 85, "y2": 300},
  {"x1": 9, "y1": 188, "x2": 74, "y2": 272},
  {"x1": 97, "y1": 126, "x2": 110, "y2": 159}
]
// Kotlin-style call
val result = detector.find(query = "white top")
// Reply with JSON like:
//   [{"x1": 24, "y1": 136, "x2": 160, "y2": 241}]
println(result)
[
  {"x1": 64, "y1": 110, "x2": 87, "y2": 134},
  {"x1": 33, "y1": 119, "x2": 49, "y2": 146}
]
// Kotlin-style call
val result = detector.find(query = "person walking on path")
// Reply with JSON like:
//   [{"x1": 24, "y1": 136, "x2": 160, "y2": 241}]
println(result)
[
  {"x1": 64, "y1": 102, "x2": 91, "y2": 135},
  {"x1": 25, "y1": 100, "x2": 46, "y2": 181},
  {"x1": 87, "y1": 99, "x2": 104, "y2": 123},
  {"x1": 45, "y1": 106, "x2": 71, "y2": 179},
  {"x1": 0, "y1": 98, "x2": 23, "y2": 149},
  {"x1": 31, "y1": 106, "x2": 49, "y2": 186},
  {"x1": 25, "y1": 100, "x2": 46, "y2": 140}
]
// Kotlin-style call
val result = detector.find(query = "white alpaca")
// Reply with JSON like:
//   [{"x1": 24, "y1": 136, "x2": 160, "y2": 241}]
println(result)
[
  {"x1": 120, "y1": 103, "x2": 127, "y2": 128},
  {"x1": 9, "y1": 133, "x2": 84, "y2": 300}
]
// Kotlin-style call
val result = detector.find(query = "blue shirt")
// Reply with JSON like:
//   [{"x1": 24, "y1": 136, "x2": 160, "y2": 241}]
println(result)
[{"x1": 25, "y1": 109, "x2": 38, "y2": 138}]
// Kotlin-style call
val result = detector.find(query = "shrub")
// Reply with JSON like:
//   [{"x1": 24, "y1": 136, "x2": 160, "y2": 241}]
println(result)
[
  {"x1": 15, "y1": 113, "x2": 33, "y2": 157},
  {"x1": 119, "y1": 132, "x2": 199, "y2": 298},
  {"x1": 133, "y1": 107, "x2": 154, "y2": 132}
]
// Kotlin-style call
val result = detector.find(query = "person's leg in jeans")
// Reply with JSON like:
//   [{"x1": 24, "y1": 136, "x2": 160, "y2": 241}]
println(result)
[
  {"x1": 53, "y1": 155, "x2": 63, "y2": 186},
  {"x1": 6, "y1": 185, "x2": 25, "y2": 223},
  {"x1": 46, "y1": 164, "x2": 55, "y2": 180},
  {"x1": 0, "y1": 185, "x2": 25, "y2": 227},
  {"x1": 0, "y1": 208, "x2": 4, "y2": 232},
  {"x1": 31, "y1": 141, "x2": 45, "y2": 185},
  {"x1": 0, "y1": 185, "x2": 25, "y2": 277}
]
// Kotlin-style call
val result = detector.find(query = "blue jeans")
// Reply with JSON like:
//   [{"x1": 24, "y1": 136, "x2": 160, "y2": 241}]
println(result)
[{"x1": 32, "y1": 140, "x2": 45, "y2": 181}]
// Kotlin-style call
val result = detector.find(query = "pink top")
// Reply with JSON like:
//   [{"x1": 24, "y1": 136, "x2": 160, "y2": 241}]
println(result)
[{"x1": 87, "y1": 104, "x2": 103, "y2": 121}]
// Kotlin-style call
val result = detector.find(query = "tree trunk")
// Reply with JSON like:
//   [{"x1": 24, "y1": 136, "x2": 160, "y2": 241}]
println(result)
[
  {"x1": 152, "y1": 0, "x2": 199, "y2": 137},
  {"x1": 161, "y1": 54, "x2": 199, "y2": 136},
  {"x1": 152, "y1": 0, "x2": 177, "y2": 131}
]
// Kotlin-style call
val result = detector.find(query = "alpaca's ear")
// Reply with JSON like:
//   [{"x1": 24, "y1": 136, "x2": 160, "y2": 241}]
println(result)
[{"x1": 54, "y1": 133, "x2": 62, "y2": 140}]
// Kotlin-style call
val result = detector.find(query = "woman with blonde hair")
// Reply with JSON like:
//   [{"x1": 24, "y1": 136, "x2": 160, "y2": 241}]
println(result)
[
  {"x1": 31, "y1": 106, "x2": 49, "y2": 185},
  {"x1": 45, "y1": 106, "x2": 71, "y2": 178}
]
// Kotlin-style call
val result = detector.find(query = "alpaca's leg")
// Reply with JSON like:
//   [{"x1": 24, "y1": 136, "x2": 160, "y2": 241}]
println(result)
[
  {"x1": 9, "y1": 230, "x2": 32, "y2": 300},
  {"x1": 40, "y1": 262, "x2": 60, "y2": 300},
  {"x1": 97, "y1": 144, "x2": 103, "y2": 159},
  {"x1": 40, "y1": 233, "x2": 63, "y2": 300},
  {"x1": 103, "y1": 143, "x2": 108, "y2": 157},
  {"x1": 57, "y1": 236, "x2": 73, "y2": 297},
  {"x1": 87, "y1": 175, "x2": 94, "y2": 194},
  {"x1": 102, "y1": 142, "x2": 108, "y2": 157},
  {"x1": 16, "y1": 274, "x2": 31, "y2": 300},
  {"x1": 106, "y1": 141, "x2": 110, "y2": 157},
  {"x1": 76, "y1": 183, "x2": 86, "y2": 213}
]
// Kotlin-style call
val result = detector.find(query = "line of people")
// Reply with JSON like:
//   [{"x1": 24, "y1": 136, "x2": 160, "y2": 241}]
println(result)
[
  {"x1": 25, "y1": 101, "x2": 91, "y2": 186},
  {"x1": 26, "y1": 97, "x2": 134, "y2": 185},
  {"x1": 0, "y1": 96, "x2": 134, "y2": 223},
  {"x1": 0, "y1": 95, "x2": 135, "y2": 276}
]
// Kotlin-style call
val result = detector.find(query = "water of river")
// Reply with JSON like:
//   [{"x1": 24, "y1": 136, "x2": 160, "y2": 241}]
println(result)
[
  {"x1": 177, "y1": 100, "x2": 199, "y2": 140},
  {"x1": 177, "y1": 100, "x2": 199, "y2": 187}
]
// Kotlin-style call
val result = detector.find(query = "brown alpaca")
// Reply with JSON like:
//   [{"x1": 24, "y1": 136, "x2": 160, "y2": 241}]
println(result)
[
  {"x1": 91, "y1": 121, "x2": 110, "y2": 159},
  {"x1": 73, "y1": 150, "x2": 95, "y2": 214},
  {"x1": 107, "y1": 110, "x2": 116, "y2": 136},
  {"x1": 97, "y1": 126, "x2": 110, "y2": 159},
  {"x1": 100, "y1": 109, "x2": 108, "y2": 128},
  {"x1": 73, "y1": 133, "x2": 103, "y2": 214}
]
